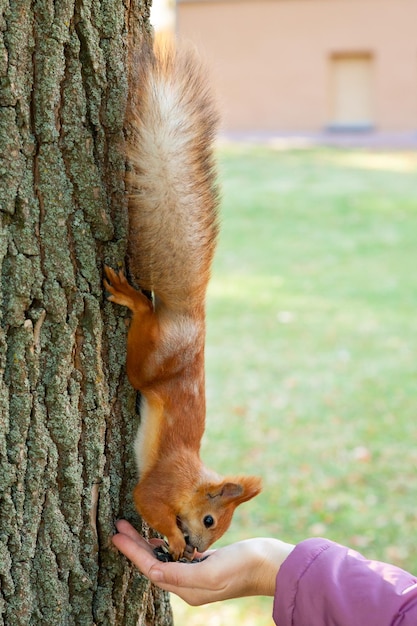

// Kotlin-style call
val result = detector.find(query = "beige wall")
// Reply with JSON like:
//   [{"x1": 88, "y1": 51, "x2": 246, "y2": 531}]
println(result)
[{"x1": 177, "y1": 0, "x2": 417, "y2": 133}]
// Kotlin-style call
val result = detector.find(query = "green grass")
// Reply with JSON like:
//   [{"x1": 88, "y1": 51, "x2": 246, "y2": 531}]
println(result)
[{"x1": 172, "y1": 145, "x2": 417, "y2": 625}]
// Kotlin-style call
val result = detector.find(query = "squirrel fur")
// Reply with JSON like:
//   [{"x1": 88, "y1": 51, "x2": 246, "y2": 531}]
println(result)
[{"x1": 104, "y1": 41, "x2": 261, "y2": 560}]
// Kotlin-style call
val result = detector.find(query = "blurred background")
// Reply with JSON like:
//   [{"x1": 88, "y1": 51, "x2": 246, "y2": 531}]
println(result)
[
  {"x1": 149, "y1": 3, "x2": 417, "y2": 624},
  {"x1": 152, "y1": 0, "x2": 417, "y2": 139}
]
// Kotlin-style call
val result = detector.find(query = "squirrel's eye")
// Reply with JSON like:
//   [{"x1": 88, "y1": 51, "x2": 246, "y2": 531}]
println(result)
[{"x1": 203, "y1": 515, "x2": 215, "y2": 528}]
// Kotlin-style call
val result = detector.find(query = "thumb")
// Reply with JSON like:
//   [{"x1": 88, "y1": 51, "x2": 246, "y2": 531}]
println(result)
[{"x1": 150, "y1": 560, "x2": 201, "y2": 587}]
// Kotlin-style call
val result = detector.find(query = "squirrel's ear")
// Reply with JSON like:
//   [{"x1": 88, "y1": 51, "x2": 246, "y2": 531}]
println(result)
[{"x1": 209, "y1": 476, "x2": 262, "y2": 504}]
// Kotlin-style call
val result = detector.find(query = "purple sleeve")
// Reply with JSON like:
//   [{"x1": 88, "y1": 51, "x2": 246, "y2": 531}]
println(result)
[{"x1": 273, "y1": 538, "x2": 417, "y2": 626}]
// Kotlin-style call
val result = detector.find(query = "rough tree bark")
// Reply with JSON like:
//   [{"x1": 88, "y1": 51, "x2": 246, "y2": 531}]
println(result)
[{"x1": 0, "y1": 1, "x2": 172, "y2": 624}]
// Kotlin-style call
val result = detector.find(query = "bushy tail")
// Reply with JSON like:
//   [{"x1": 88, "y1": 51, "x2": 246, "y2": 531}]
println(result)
[{"x1": 125, "y1": 41, "x2": 220, "y2": 313}]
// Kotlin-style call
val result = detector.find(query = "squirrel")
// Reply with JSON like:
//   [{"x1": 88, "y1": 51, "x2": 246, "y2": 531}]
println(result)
[{"x1": 104, "y1": 41, "x2": 262, "y2": 560}]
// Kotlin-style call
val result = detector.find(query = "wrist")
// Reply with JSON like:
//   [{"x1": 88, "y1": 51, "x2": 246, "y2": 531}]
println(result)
[{"x1": 249, "y1": 538, "x2": 295, "y2": 596}]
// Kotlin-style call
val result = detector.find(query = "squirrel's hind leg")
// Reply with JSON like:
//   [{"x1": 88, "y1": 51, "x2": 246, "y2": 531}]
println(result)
[
  {"x1": 104, "y1": 266, "x2": 152, "y2": 314},
  {"x1": 104, "y1": 266, "x2": 160, "y2": 390}
]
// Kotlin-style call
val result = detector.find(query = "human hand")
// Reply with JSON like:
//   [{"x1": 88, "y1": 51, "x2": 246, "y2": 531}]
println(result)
[{"x1": 112, "y1": 519, "x2": 294, "y2": 605}]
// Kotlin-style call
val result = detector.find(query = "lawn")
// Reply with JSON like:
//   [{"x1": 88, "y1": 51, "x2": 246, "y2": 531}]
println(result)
[{"x1": 172, "y1": 145, "x2": 417, "y2": 625}]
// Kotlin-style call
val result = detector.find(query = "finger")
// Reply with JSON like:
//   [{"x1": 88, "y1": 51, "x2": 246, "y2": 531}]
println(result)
[
  {"x1": 115, "y1": 520, "x2": 143, "y2": 543},
  {"x1": 112, "y1": 532, "x2": 160, "y2": 575},
  {"x1": 114, "y1": 522, "x2": 169, "y2": 552},
  {"x1": 111, "y1": 533, "x2": 193, "y2": 594},
  {"x1": 149, "y1": 538, "x2": 169, "y2": 548}
]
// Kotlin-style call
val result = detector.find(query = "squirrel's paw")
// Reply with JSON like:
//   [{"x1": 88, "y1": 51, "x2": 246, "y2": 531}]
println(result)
[{"x1": 167, "y1": 534, "x2": 187, "y2": 562}]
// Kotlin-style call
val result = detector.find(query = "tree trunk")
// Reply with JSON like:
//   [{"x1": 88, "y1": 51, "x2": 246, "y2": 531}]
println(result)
[{"x1": 0, "y1": 1, "x2": 172, "y2": 624}]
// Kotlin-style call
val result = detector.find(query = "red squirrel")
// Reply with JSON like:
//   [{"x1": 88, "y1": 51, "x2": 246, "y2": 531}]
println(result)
[{"x1": 104, "y1": 41, "x2": 261, "y2": 560}]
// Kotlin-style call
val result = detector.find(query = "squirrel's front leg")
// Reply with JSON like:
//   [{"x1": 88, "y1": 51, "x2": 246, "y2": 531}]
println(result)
[{"x1": 133, "y1": 481, "x2": 187, "y2": 560}]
